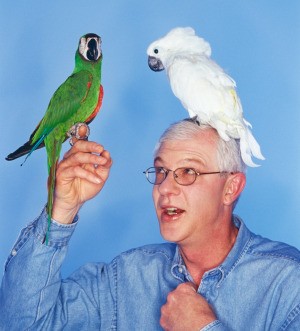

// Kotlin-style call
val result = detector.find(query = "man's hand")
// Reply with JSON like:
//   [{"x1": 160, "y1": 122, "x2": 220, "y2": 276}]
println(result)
[
  {"x1": 52, "y1": 140, "x2": 112, "y2": 224},
  {"x1": 160, "y1": 282, "x2": 216, "y2": 331}
]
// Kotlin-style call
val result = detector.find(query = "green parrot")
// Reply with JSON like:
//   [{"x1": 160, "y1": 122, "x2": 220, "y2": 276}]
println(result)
[{"x1": 6, "y1": 33, "x2": 103, "y2": 244}]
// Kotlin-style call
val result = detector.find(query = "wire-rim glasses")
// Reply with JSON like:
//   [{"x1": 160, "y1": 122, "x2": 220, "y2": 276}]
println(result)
[{"x1": 143, "y1": 167, "x2": 225, "y2": 186}]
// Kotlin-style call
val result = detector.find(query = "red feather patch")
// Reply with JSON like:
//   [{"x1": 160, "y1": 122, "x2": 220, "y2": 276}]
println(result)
[{"x1": 85, "y1": 85, "x2": 104, "y2": 124}]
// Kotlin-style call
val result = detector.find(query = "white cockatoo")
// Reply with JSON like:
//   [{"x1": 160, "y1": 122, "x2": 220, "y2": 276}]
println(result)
[{"x1": 147, "y1": 27, "x2": 264, "y2": 167}]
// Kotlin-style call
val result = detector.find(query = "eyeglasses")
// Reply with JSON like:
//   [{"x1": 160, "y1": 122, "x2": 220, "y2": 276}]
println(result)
[{"x1": 143, "y1": 167, "x2": 225, "y2": 186}]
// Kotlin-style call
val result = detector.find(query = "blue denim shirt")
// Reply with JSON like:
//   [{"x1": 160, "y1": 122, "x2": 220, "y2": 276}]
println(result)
[{"x1": 1, "y1": 208, "x2": 300, "y2": 330}]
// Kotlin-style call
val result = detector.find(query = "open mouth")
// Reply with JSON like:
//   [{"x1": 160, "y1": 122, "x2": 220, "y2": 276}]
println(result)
[{"x1": 164, "y1": 207, "x2": 184, "y2": 216}]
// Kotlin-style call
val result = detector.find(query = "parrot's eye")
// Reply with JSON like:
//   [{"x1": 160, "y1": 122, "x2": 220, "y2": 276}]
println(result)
[{"x1": 154, "y1": 49, "x2": 159, "y2": 54}]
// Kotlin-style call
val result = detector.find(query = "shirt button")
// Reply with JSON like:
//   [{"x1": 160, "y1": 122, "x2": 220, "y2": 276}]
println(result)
[
  {"x1": 178, "y1": 267, "x2": 183, "y2": 273},
  {"x1": 11, "y1": 249, "x2": 17, "y2": 256}
]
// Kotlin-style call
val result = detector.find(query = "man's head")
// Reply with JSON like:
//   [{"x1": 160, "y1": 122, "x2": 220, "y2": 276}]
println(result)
[
  {"x1": 154, "y1": 118, "x2": 247, "y2": 174},
  {"x1": 149, "y1": 119, "x2": 246, "y2": 245}
]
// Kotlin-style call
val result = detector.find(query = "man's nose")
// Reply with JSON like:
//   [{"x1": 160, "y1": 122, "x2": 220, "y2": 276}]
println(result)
[{"x1": 158, "y1": 171, "x2": 180, "y2": 195}]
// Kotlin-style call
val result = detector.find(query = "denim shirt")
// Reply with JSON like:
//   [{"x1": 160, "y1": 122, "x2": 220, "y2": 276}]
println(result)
[{"x1": 0, "y1": 208, "x2": 300, "y2": 331}]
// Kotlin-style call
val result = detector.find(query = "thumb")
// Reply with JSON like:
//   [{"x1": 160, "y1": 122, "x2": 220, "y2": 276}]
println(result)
[{"x1": 177, "y1": 282, "x2": 198, "y2": 293}]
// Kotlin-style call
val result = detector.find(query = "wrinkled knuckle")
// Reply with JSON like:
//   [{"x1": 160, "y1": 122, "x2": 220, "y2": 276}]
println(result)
[
  {"x1": 159, "y1": 316, "x2": 165, "y2": 328},
  {"x1": 178, "y1": 282, "x2": 194, "y2": 293},
  {"x1": 55, "y1": 168, "x2": 62, "y2": 178},
  {"x1": 73, "y1": 152, "x2": 82, "y2": 162},
  {"x1": 72, "y1": 140, "x2": 80, "y2": 149},
  {"x1": 177, "y1": 283, "x2": 186, "y2": 290},
  {"x1": 166, "y1": 291, "x2": 175, "y2": 303}
]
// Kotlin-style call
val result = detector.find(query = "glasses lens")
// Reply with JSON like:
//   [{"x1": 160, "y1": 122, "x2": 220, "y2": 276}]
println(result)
[
  {"x1": 145, "y1": 167, "x2": 166, "y2": 184},
  {"x1": 174, "y1": 168, "x2": 197, "y2": 185}
]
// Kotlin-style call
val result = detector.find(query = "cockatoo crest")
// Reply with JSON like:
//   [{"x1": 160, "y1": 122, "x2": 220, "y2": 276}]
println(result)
[
  {"x1": 147, "y1": 27, "x2": 265, "y2": 167},
  {"x1": 147, "y1": 27, "x2": 211, "y2": 70}
]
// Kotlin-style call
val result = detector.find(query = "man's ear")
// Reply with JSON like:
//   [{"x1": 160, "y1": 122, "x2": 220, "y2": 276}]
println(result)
[{"x1": 223, "y1": 173, "x2": 246, "y2": 206}]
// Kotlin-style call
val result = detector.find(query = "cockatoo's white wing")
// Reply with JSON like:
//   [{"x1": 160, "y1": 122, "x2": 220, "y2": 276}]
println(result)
[{"x1": 168, "y1": 55, "x2": 240, "y2": 123}]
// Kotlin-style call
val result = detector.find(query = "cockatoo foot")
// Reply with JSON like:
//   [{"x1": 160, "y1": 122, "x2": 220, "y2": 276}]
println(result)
[
  {"x1": 184, "y1": 116, "x2": 200, "y2": 126},
  {"x1": 67, "y1": 123, "x2": 90, "y2": 146}
]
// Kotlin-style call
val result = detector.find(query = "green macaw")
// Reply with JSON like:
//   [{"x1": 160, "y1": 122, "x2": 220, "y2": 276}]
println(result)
[{"x1": 6, "y1": 33, "x2": 103, "y2": 244}]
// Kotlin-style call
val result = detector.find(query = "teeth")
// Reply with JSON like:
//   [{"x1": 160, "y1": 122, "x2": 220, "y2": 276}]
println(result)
[{"x1": 166, "y1": 208, "x2": 178, "y2": 215}]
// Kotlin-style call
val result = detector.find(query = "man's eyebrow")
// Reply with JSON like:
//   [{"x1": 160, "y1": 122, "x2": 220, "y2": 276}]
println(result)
[
  {"x1": 154, "y1": 156, "x2": 163, "y2": 164},
  {"x1": 182, "y1": 158, "x2": 205, "y2": 165},
  {"x1": 153, "y1": 157, "x2": 206, "y2": 167}
]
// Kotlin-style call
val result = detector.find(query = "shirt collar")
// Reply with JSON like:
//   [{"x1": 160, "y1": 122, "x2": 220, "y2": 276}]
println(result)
[
  {"x1": 171, "y1": 215, "x2": 254, "y2": 284},
  {"x1": 216, "y1": 215, "x2": 254, "y2": 283},
  {"x1": 171, "y1": 246, "x2": 191, "y2": 282}
]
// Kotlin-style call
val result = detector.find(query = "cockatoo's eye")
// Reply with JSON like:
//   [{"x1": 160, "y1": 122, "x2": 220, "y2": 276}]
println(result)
[{"x1": 154, "y1": 48, "x2": 159, "y2": 54}]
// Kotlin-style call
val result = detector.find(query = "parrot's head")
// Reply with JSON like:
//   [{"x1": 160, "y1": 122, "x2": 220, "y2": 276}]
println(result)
[
  {"x1": 147, "y1": 27, "x2": 211, "y2": 72},
  {"x1": 78, "y1": 33, "x2": 102, "y2": 62}
]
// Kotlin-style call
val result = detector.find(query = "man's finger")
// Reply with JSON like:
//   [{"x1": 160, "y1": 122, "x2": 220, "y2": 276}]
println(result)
[
  {"x1": 58, "y1": 152, "x2": 105, "y2": 172},
  {"x1": 63, "y1": 141, "x2": 104, "y2": 159},
  {"x1": 177, "y1": 282, "x2": 198, "y2": 293}
]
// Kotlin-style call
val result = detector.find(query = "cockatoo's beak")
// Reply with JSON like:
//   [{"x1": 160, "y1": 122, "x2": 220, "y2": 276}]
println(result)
[{"x1": 148, "y1": 56, "x2": 165, "y2": 71}]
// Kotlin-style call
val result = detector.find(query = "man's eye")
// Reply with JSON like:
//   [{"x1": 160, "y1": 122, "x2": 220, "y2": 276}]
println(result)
[
  {"x1": 155, "y1": 167, "x2": 165, "y2": 174},
  {"x1": 183, "y1": 168, "x2": 195, "y2": 175}
]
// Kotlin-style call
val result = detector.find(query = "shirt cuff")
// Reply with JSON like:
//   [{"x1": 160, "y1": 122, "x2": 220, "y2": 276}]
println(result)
[
  {"x1": 201, "y1": 320, "x2": 229, "y2": 330},
  {"x1": 33, "y1": 206, "x2": 79, "y2": 247}
]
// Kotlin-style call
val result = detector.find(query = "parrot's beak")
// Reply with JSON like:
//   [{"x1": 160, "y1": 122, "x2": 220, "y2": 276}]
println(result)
[{"x1": 148, "y1": 56, "x2": 164, "y2": 72}]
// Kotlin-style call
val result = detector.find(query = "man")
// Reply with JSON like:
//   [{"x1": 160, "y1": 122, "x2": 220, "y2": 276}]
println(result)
[{"x1": 1, "y1": 119, "x2": 300, "y2": 330}]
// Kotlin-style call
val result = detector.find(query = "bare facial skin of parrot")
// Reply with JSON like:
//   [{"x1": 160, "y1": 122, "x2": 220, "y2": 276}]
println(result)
[{"x1": 6, "y1": 33, "x2": 103, "y2": 244}]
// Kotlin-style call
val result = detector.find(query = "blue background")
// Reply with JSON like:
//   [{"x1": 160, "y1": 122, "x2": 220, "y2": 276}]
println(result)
[{"x1": 0, "y1": 1, "x2": 299, "y2": 277}]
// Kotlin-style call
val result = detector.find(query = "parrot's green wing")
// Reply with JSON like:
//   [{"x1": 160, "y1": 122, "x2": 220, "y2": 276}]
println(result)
[{"x1": 31, "y1": 70, "x2": 94, "y2": 145}]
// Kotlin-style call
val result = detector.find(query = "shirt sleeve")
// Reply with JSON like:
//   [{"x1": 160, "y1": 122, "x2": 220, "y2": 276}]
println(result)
[
  {"x1": 0, "y1": 208, "x2": 115, "y2": 330},
  {"x1": 281, "y1": 304, "x2": 300, "y2": 330},
  {"x1": 201, "y1": 320, "x2": 232, "y2": 330}
]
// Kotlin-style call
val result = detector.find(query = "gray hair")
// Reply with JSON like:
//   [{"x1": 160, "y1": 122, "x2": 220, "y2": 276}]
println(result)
[{"x1": 154, "y1": 118, "x2": 247, "y2": 174}]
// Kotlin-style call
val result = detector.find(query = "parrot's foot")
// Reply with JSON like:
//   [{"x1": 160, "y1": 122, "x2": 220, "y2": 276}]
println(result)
[
  {"x1": 185, "y1": 116, "x2": 200, "y2": 126},
  {"x1": 67, "y1": 123, "x2": 90, "y2": 146}
]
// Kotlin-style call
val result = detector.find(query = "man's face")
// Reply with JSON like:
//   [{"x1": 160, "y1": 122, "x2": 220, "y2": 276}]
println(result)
[{"x1": 152, "y1": 129, "x2": 229, "y2": 247}]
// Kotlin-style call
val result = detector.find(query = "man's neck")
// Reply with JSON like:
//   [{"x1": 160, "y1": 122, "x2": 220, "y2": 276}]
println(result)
[{"x1": 179, "y1": 221, "x2": 238, "y2": 286}]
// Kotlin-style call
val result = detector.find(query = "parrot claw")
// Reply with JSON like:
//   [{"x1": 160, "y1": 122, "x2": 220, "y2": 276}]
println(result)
[
  {"x1": 67, "y1": 123, "x2": 90, "y2": 146},
  {"x1": 184, "y1": 116, "x2": 200, "y2": 126}
]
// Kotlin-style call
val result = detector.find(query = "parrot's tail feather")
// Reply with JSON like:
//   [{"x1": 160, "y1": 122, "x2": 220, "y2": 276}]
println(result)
[
  {"x1": 240, "y1": 141, "x2": 260, "y2": 167},
  {"x1": 239, "y1": 127, "x2": 265, "y2": 167},
  {"x1": 45, "y1": 161, "x2": 57, "y2": 245},
  {"x1": 5, "y1": 139, "x2": 45, "y2": 162},
  {"x1": 246, "y1": 131, "x2": 265, "y2": 161},
  {"x1": 20, "y1": 135, "x2": 47, "y2": 166},
  {"x1": 5, "y1": 120, "x2": 48, "y2": 161},
  {"x1": 45, "y1": 140, "x2": 62, "y2": 245}
]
